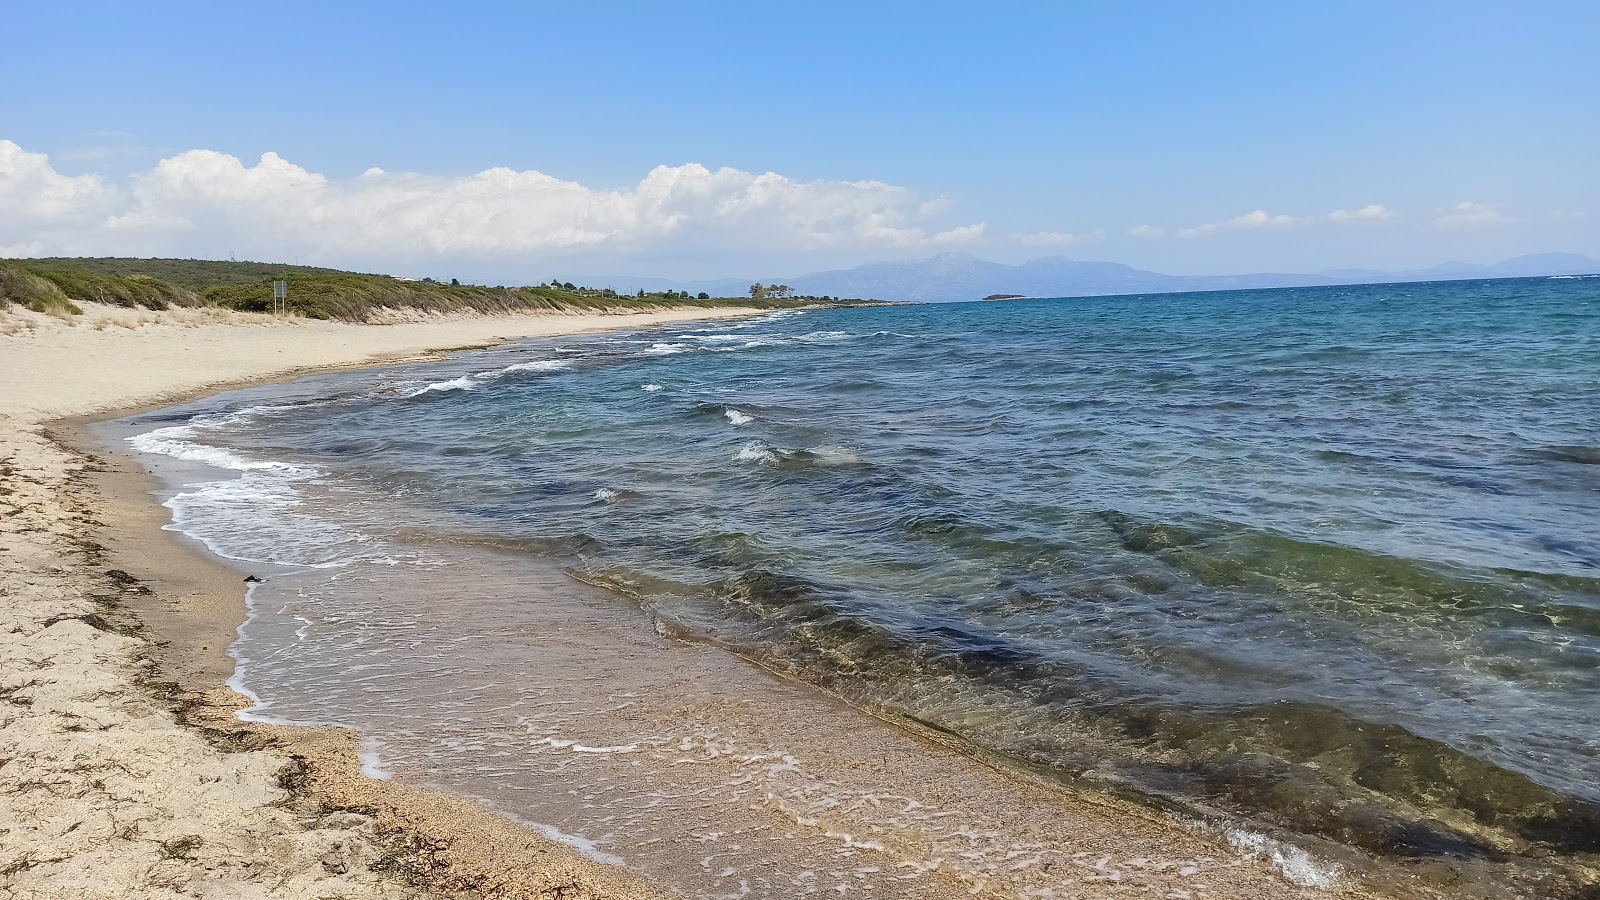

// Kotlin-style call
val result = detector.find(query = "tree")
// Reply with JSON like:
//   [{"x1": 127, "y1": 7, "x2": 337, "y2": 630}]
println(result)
[
  {"x1": 563, "y1": 281, "x2": 576, "y2": 290},
  {"x1": 697, "y1": 291, "x2": 710, "y2": 300},
  {"x1": 450, "y1": 278, "x2": 460, "y2": 286},
  {"x1": 749, "y1": 282, "x2": 768, "y2": 300},
  {"x1": 769, "y1": 284, "x2": 792, "y2": 298}
]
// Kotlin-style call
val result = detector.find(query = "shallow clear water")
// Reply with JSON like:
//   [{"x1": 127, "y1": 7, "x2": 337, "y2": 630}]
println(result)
[{"x1": 118, "y1": 277, "x2": 1600, "y2": 894}]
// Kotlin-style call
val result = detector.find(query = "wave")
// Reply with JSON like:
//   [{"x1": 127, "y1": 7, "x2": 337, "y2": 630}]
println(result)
[
  {"x1": 725, "y1": 409, "x2": 753, "y2": 426},
  {"x1": 732, "y1": 441, "x2": 864, "y2": 468},
  {"x1": 502, "y1": 359, "x2": 572, "y2": 374},
  {"x1": 735, "y1": 441, "x2": 780, "y2": 464},
  {"x1": 130, "y1": 427, "x2": 300, "y2": 474},
  {"x1": 407, "y1": 375, "x2": 478, "y2": 396},
  {"x1": 127, "y1": 431, "x2": 370, "y2": 569},
  {"x1": 403, "y1": 358, "x2": 572, "y2": 397},
  {"x1": 643, "y1": 342, "x2": 693, "y2": 355},
  {"x1": 127, "y1": 408, "x2": 315, "y2": 475}
]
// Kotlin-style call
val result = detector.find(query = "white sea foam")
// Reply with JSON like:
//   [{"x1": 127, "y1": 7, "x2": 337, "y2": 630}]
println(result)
[
  {"x1": 129, "y1": 425, "x2": 296, "y2": 474},
  {"x1": 128, "y1": 410, "x2": 374, "y2": 571},
  {"x1": 409, "y1": 375, "x2": 478, "y2": 396},
  {"x1": 736, "y1": 442, "x2": 779, "y2": 464},
  {"x1": 1223, "y1": 827, "x2": 1341, "y2": 888},
  {"x1": 525, "y1": 822, "x2": 624, "y2": 866},
  {"x1": 642, "y1": 383, "x2": 664, "y2": 392},
  {"x1": 163, "y1": 474, "x2": 369, "y2": 568},
  {"x1": 359, "y1": 736, "x2": 393, "y2": 780},
  {"x1": 594, "y1": 487, "x2": 626, "y2": 502},
  {"x1": 725, "y1": 409, "x2": 754, "y2": 426},
  {"x1": 535, "y1": 737, "x2": 640, "y2": 754},
  {"x1": 644, "y1": 342, "x2": 692, "y2": 355},
  {"x1": 502, "y1": 359, "x2": 572, "y2": 374}
]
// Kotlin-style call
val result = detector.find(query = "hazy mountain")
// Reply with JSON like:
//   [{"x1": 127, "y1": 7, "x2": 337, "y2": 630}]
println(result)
[
  {"x1": 576, "y1": 251, "x2": 1599, "y2": 303},
  {"x1": 1317, "y1": 253, "x2": 1600, "y2": 284}
]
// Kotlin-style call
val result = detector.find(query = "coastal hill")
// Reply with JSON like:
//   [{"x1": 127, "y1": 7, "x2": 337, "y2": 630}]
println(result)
[
  {"x1": 0, "y1": 258, "x2": 844, "y2": 322},
  {"x1": 583, "y1": 251, "x2": 1600, "y2": 303}
]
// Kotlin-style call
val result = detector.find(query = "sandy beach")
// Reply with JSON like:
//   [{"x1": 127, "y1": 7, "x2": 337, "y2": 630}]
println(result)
[
  {"x1": 1, "y1": 301, "x2": 1416, "y2": 900},
  {"x1": 0, "y1": 303, "x2": 757, "y2": 899}
]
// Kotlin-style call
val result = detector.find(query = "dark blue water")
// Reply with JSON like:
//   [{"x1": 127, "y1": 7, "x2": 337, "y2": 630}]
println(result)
[{"x1": 126, "y1": 277, "x2": 1600, "y2": 891}]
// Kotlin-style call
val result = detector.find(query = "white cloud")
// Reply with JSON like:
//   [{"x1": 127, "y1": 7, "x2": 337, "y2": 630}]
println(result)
[
  {"x1": 0, "y1": 241, "x2": 46, "y2": 259},
  {"x1": 929, "y1": 223, "x2": 987, "y2": 244},
  {"x1": 1434, "y1": 201, "x2": 1508, "y2": 227},
  {"x1": 1328, "y1": 204, "x2": 1397, "y2": 222},
  {"x1": 1126, "y1": 224, "x2": 1166, "y2": 239},
  {"x1": 1174, "y1": 204, "x2": 1400, "y2": 238},
  {"x1": 1179, "y1": 209, "x2": 1301, "y2": 239},
  {"x1": 1552, "y1": 208, "x2": 1589, "y2": 222},
  {"x1": 0, "y1": 140, "x2": 984, "y2": 267},
  {"x1": 0, "y1": 141, "x2": 117, "y2": 223},
  {"x1": 1014, "y1": 229, "x2": 1104, "y2": 247}
]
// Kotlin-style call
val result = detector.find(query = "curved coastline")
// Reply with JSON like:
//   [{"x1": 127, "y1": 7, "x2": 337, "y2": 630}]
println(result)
[
  {"x1": 3, "y1": 298, "x2": 1535, "y2": 899},
  {"x1": 0, "y1": 304, "x2": 752, "y2": 899}
]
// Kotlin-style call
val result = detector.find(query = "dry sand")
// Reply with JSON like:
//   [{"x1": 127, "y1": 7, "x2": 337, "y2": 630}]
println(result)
[
  {"x1": 0, "y1": 302, "x2": 761, "y2": 900},
  {"x1": 0, "y1": 301, "x2": 1421, "y2": 900}
]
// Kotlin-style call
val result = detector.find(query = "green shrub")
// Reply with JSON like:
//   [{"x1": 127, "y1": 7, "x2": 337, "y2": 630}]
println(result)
[
  {"x1": 26, "y1": 267, "x2": 194, "y2": 310},
  {"x1": 5, "y1": 258, "x2": 869, "y2": 322},
  {"x1": 0, "y1": 263, "x2": 84, "y2": 316}
]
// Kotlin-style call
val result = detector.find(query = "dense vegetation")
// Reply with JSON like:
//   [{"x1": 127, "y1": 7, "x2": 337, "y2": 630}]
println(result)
[
  {"x1": 17, "y1": 257, "x2": 365, "y2": 290},
  {"x1": 0, "y1": 258, "x2": 864, "y2": 321}
]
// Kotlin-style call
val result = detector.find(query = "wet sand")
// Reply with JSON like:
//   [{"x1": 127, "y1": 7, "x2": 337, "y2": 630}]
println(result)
[{"x1": 2, "y1": 301, "x2": 1422, "y2": 899}]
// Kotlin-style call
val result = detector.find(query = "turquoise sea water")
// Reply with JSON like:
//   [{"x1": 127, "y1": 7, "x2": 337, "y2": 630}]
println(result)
[{"x1": 120, "y1": 276, "x2": 1600, "y2": 893}]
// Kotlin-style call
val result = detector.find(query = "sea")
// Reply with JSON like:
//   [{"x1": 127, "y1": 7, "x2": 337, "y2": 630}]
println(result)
[{"x1": 110, "y1": 276, "x2": 1600, "y2": 898}]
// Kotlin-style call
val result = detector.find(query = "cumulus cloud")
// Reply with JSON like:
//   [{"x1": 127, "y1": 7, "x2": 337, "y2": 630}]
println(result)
[
  {"x1": 1328, "y1": 204, "x2": 1397, "y2": 222},
  {"x1": 1178, "y1": 210, "x2": 1301, "y2": 239},
  {"x1": 0, "y1": 140, "x2": 984, "y2": 267},
  {"x1": 928, "y1": 223, "x2": 988, "y2": 245},
  {"x1": 1126, "y1": 224, "x2": 1166, "y2": 239},
  {"x1": 1014, "y1": 229, "x2": 1104, "y2": 247},
  {"x1": 1434, "y1": 201, "x2": 1508, "y2": 227},
  {"x1": 1172, "y1": 205, "x2": 1399, "y2": 238},
  {"x1": 0, "y1": 141, "x2": 118, "y2": 225}
]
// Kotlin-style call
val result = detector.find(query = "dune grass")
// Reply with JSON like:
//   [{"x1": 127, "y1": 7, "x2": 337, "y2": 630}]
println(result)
[{"x1": 0, "y1": 265, "x2": 85, "y2": 317}]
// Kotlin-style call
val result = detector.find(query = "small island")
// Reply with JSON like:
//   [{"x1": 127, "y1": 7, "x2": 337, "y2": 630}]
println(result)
[{"x1": 982, "y1": 293, "x2": 1030, "y2": 301}]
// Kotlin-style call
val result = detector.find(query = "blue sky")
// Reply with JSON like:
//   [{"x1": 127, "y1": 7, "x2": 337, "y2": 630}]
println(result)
[{"x1": 3, "y1": 0, "x2": 1596, "y2": 280}]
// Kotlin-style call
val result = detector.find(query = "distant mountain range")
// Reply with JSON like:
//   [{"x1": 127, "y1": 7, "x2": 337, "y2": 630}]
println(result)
[{"x1": 576, "y1": 252, "x2": 1600, "y2": 303}]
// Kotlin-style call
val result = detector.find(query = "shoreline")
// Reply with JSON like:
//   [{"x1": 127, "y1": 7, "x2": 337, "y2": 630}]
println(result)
[
  {"x1": 3, "y1": 303, "x2": 1411, "y2": 899},
  {"x1": 1, "y1": 304, "x2": 762, "y2": 899}
]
